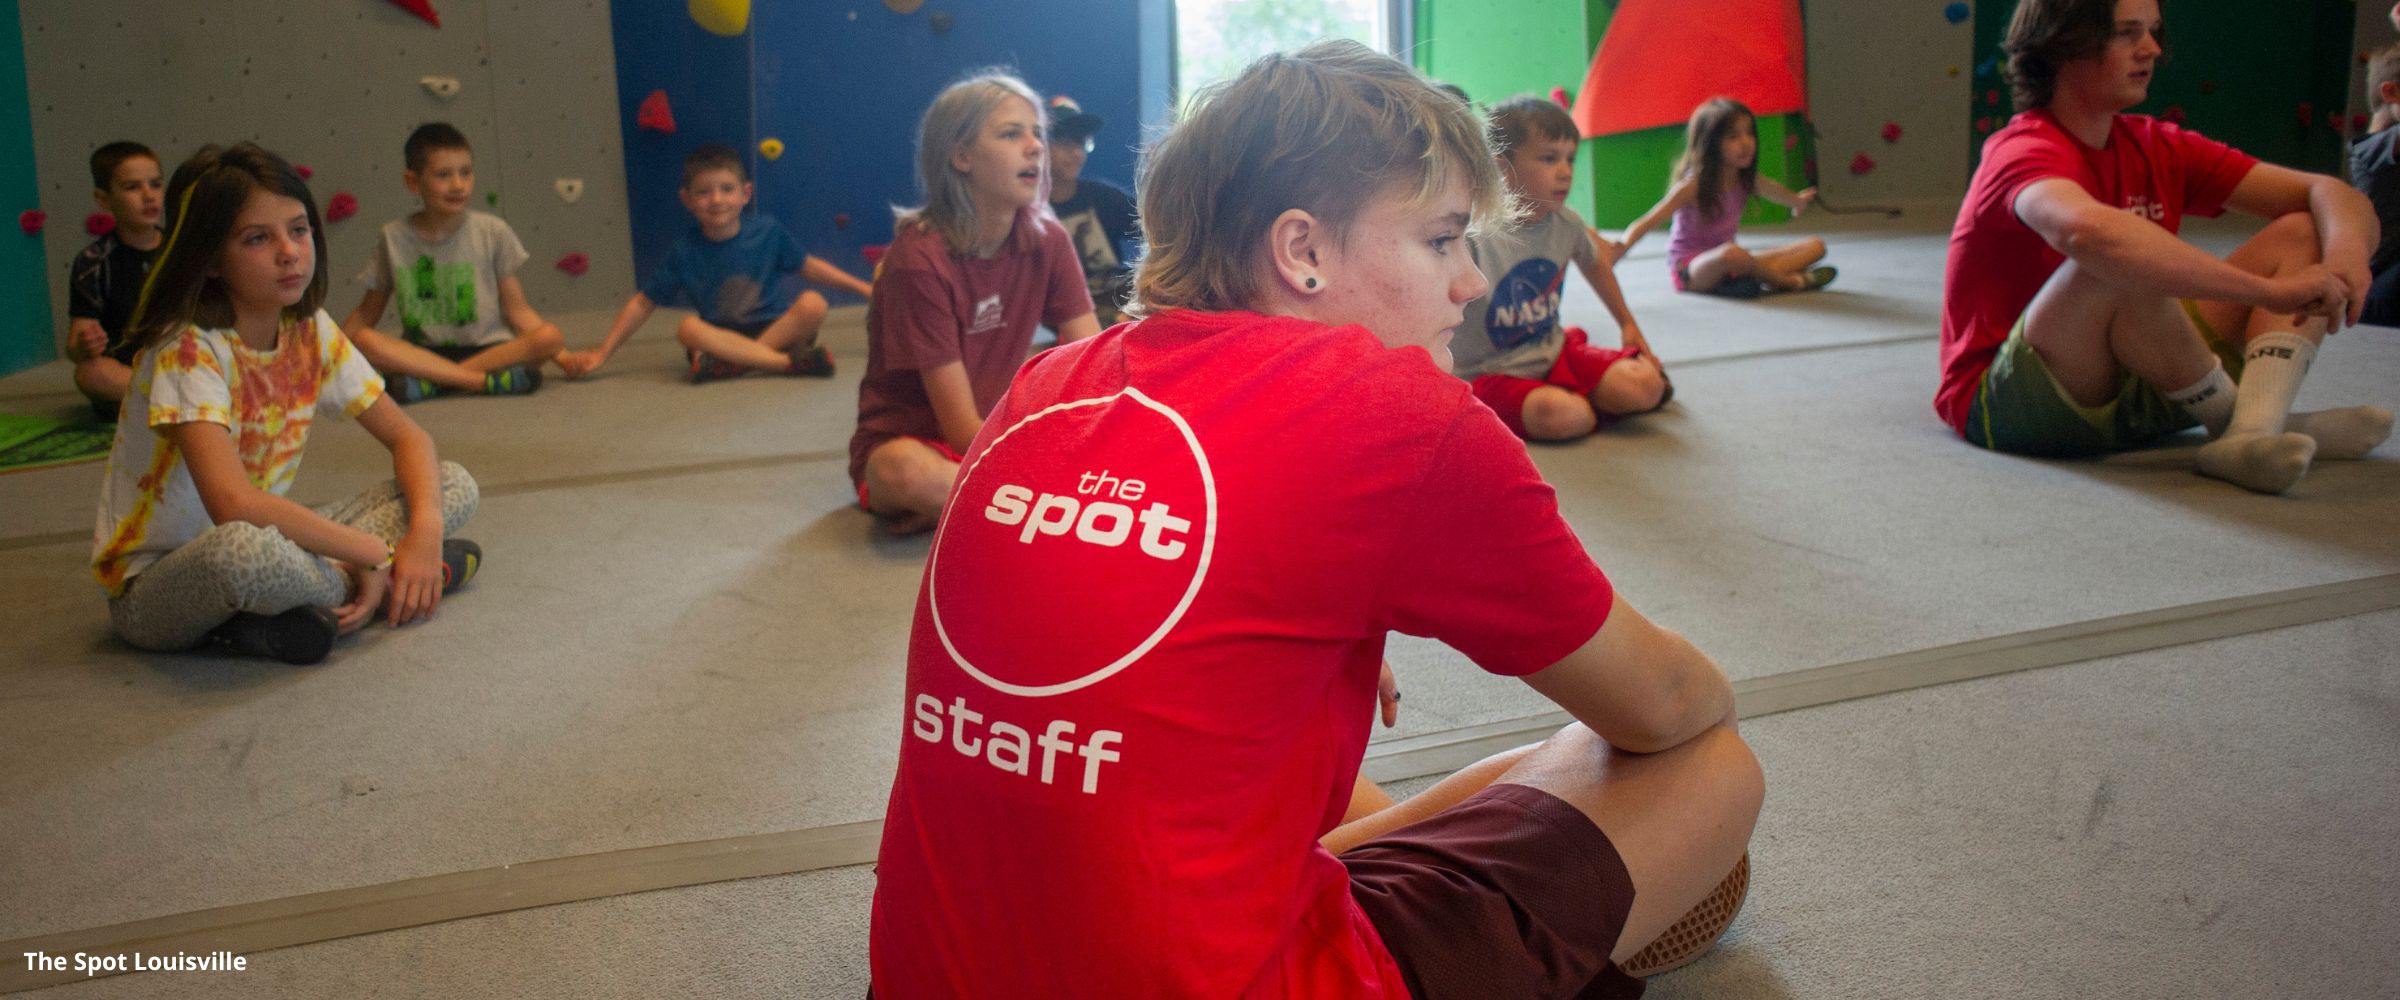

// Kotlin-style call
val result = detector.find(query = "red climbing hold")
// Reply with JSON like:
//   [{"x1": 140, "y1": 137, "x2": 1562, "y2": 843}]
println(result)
[
  {"x1": 295, "y1": 164, "x2": 314, "y2": 180},
  {"x1": 1881, "y1": 121, "x2": 1902, "y2": 143},
  {"x1": 863, "y1": 244, "x2": 889, "y2": 266},
  {"x1": 325, "y1": 192, "x2": 359, "y2": 223},
  {"x1": 17, "y1": 209, "x2": 43, "y2": 235},
  {"x1": 1848, "y1": 153, "x2": 1876, "y2": 176},
  {"x1": 833, "y1": 212, "x2": 853, "y2": 231},
  {"x1": 1784, "y1": 132, "x2": 1799, "y2": 150},
  {"x1": 637, "y1": 90, "x2": 677, "y2": 134},
  {"x1": 1975, "y1": 116, "x2": 1993, "y2": 133},
  {"x1": 2161, "y1": 105, "x2": 2187, "y2": 125},
  {"x1": 2354, "y1": 113, "x2": 2372, "y2": 133},
  {"x1": 1984, "y1": 89, "x2": 2000, "y2": 107},
  {"x1": 556, "y1": 252, "x2": 590, "y2": 276},
  {"x1": 1549, "y1": 87, "x2": 1569, "y2": 109},
  {"x1": 85, "y1": 212, "x2": 115, "y2": 236},
  {"x1": 388, "y1": 0, "x2": 440, "y2": 27},
  {"x1": 2295, "y1": 100, "x2": 2314, "y2": 128}
]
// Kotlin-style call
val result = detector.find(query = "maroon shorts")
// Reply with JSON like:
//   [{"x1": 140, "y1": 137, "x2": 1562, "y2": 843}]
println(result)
[
  {"x1": 1468, "y1": 327, "x2": 1641, "y2": 439},
  {"x1": 854, "y1": 435, "x2": 966, "y2": 510},
  {"x1": 1345, "y1": 783, "x2": 1644, "y2": 1000}
]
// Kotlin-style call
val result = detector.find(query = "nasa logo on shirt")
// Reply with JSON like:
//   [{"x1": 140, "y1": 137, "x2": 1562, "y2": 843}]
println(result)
[
  {"x1": 1483, "y1": 258, "x2": 1565, "y2": 351},
  {"x1": 928, "y1": 387, "x2": 1217, "y2": 697}
]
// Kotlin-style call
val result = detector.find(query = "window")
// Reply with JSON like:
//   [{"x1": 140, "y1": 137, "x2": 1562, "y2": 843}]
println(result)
[{"x1": 1174, "y1": 0, "x2": 1405, "y2": 100}]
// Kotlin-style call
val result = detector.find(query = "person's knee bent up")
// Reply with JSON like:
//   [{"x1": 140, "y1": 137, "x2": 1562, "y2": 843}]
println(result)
[
  {"x1": 787, "y1": 290, "x2": 831, "y2": 328},
  {"x1": 522, "y1": 323, "x2": 566, "y2": 361},
  {"x1": 1593, "y1": 362, "x2": 1667, "y2": 417},
  {"x1": 673, "y1": 315, "x2": 714, "y2": 349},
  {"x1": 1521, "y1": 388, "x2": 1599, "y2": 440}
]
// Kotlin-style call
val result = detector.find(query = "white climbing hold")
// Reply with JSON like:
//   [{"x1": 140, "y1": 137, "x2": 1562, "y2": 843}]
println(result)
[
  {"x1": 420, "y1": 76, "x2": 461, "y2": 99},
  {"x1": 554, "y1": 178, "x2": 585, "y2": 204}
]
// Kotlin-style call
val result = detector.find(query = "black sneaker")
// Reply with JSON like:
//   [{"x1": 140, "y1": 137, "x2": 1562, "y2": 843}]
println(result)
[
  {"x1": 688, "y1": 352, "x2": 746, "y2": 384},
  {"x1": 482, "y1": 364, "x2": 542, "y2": 395},
  {"x1": 210, "y1": 606, "x2": 339, "y2": 665},
  {"x1": 1704, "y1": 275, "x2": 1771, "y2": 299},
  {"x1": 1797, "y1": 265, "x2": 1838, "y2": 291},
  {"x1": 783, "y1": 344, "x2": 836, "y2": 378},
  {"x1": 441, "y1": 538, "x2": 482, "y2": 593},
  {"x1": 388, "y1": 375, "x2": 441, "y2": 405}
]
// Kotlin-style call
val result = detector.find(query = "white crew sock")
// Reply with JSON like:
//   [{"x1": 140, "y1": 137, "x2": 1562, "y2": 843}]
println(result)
[
  {"x1": 2195, "y1": 331, "x2": 2316, "y2": 493},
  {"x1": 2162, "y1": 364, "x2": 2236, "y2": 436},
  {"x1": 2286, "y1": 406, "x2": 2394, "y2": 460}
]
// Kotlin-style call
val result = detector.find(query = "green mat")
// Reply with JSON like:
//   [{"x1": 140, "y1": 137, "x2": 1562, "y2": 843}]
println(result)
[{"x1": 0, "y1": 412, "x2": 113, "y2": 473}]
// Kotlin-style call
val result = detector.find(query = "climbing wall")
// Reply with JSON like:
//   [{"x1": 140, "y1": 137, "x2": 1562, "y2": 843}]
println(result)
[
  {"x1": 1803, "y1": 0, "x2": 1973, "y2": 208},
  {"x1": 16, "y1": 0, "x2": 634, "y2": 348},
  {"x1": 0, "y1": 0, "x2": 48, "y2": 374},
  {"x1": 608, "y1": 0, "x2": 1155, "y2": 298}
]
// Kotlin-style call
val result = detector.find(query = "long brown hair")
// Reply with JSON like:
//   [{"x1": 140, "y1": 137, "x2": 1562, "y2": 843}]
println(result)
[
  {"x1": 131, "y1": 143, "x2": 328, "y2": 347},
  {"x1": 1674, "y1": 98, "x2": 1757, "y2": 223}
]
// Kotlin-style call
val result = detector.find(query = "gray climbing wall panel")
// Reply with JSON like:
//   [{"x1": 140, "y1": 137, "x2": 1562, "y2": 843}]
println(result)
[
  {"x1": 17, "y1": 0, "x2": 633, "y2": 347},
  {"x1": 1802, "y1": 0, "x2": 1974, "y2": 207}
]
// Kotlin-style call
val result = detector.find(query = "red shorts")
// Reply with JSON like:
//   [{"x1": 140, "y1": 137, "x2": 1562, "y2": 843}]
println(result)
[
  {"x1": 1346, "y1": 783, "x2": 1644, "y2": 999},
  {"x1": 1468, "y1": 327, "x2": 1640, "y2": 439},
  {"x1": 854, "y1": 436, "x2": 965, "y2": 510}
]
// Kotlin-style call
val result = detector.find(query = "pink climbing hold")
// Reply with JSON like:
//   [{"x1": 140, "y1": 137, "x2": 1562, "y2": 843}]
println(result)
[
  {"x1": 1975, "y1": 116, "x2": 1994, "y2": 133},
  {"x1": 388, "y1": 0, "x2": 440, "y2": 27},
  {"x1": 295, "y1": 164, "x2": 314, "y2": 180},
  {"x1": 1984, "y1": 89, "x2": 2000, "y2": 107},
  {"x1": 2161, "y1": 105, "x2": 2187, "y2": 125},
  {"x1": 1549, "y1": 87, "x2": 1570, "y2": 108},
  {"x1": 325, "y1": 192, "x2": 359, "y2": 223},
  {"x1": 637, "y1": 90, "x2": 677, "y2": 134},
  {"x1": 1784, "y1": 132, "x2": 1799, "y2": 150},
  {"x1": 17, "y1": 209, "x2": 43, "y2": 235},
  {"x1": 556, "y1": 252, "x2": 590, "y2": 276},
  {"x1": 1848, "y1": 153, "x2": 1876, "y2": 176},
  {"x1": 862, "y1": 244, "x2": 889, "y2": 266},
  {"x1": 1881, "y1": 121, "x2": 1902, "y2": 143},
  {"x1": 2295, "y1": 100, "x2": 2314, "y2": 127},
  {"x1": 833, "y1": 212, "x2": 853, "y2": 231},
  {"x1": 85, "y1": 212, "x2": 115, "y2": 236}
]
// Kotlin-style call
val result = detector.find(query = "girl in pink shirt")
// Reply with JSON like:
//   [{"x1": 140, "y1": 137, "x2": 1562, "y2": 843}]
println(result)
[{"x1": 1615, "y1": 98, "x2": 1836, "y2": 297}]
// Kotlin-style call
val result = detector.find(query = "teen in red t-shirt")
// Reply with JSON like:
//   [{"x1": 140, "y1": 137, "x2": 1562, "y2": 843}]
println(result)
[
  {"x1": 1939, "y1": 0, "x2": 2389, "y2": 493},
  {"x1": 853, "y1": 74, "x2": 1101, "y2": 534},
  {"x1": 868, "y1": 41, "x2": 1764, "y2": 999}
]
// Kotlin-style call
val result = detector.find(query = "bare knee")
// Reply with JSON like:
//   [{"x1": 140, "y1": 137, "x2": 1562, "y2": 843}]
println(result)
[
  {"x1": 787, "y1": 291, "x2": 829, "y2": 328},
  {"x1": 1521, "y1": 389, "x2": 1598, "y2": 440},
  {"x1": 2259, "y1": 212, "x2": 2321, "y2": 257},
  {"x1": 522, "y1": 324, "x2": 565, "y2": 360},
  {"x1": 1593, "y1": 362, "x2": 1667, "y2": 416}
]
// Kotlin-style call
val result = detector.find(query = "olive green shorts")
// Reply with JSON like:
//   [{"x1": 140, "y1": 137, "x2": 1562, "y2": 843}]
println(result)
[{"x1": 1965, "y1": 301, "x2": 2245, "y2": 458}]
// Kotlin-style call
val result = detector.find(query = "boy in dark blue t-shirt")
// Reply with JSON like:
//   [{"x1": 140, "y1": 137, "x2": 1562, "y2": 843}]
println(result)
[
  {"x1": 558, "y1": 144, "x2": 872, "y2": 382},
  {"x1": 66, "y1": 142, "x2": 165, "y2": 421}
]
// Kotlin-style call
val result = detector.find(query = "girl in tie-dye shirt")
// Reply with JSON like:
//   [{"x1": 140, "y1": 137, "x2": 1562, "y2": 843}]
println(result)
[{"x1": 92, "y1": 143, "x2": 483, "y2": 665}]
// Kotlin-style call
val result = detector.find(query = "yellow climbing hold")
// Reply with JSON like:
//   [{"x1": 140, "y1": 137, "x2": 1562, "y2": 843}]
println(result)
[
  {"x1": 759, "y1": 138, "x2": 786, "y2": 161},
  {"x1": 689, "y1": 0, "x2": 749, "y2": 36}
]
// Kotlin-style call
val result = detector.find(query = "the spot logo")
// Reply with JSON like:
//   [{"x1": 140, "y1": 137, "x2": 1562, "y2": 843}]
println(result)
[{"x1": 929, "y1": 387, "x2": 1217, "y2": 697}]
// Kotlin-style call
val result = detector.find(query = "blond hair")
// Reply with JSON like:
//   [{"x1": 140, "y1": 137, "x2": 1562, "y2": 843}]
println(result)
[
  {"x1": 1131, "y1": 39, "x2": 1511, "y2": 316},
  {"x1": 894, "y1": 71, "x2": 1048, "y2": 255}
]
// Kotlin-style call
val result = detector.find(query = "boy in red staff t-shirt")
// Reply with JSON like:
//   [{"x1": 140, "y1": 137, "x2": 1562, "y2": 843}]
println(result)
[
  {"x1": 1940, "y1": 0, "x2": 2390, "y2": 493},
  {"x1": 851, "y1": 73, "x2": 1100, "y2": 535},
  {"x1": 867, "y1": 41, "x2": 1763, "y2": 1000}
]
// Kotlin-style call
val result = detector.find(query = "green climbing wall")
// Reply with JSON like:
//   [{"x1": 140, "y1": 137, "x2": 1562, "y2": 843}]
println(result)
[
  {"x1": 0, "y1": 0, "x2": 53, "y2": 375},
  {"x1": 1415, "y1": 0, "x2": 1808, "y2": 230}
]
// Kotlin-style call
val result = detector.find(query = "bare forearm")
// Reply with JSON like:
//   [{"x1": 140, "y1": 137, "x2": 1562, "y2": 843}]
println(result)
[
  {"x1": 389, "y1": 426, "x2": 445, "y2": 538},
  {"x1": 224, "y1": 491, "x2": 388, "y2": 566},
  {"x1": 803, "y1": 256, "x2": 874, "y2": 298},
  {"x1": 591, "y1": 295, "x2": 656, "y2": 357},
  {"x1": 2062, "y1": 211, "x2": 2274, "y2": 304},
  {"x1": 2310, "y1": 180, "x2": 2379, "y2": 273}
]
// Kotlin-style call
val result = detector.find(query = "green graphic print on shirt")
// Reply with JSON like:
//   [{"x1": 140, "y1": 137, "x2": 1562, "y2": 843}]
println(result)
[{"x1": 398, "y1": 255, "x2": 479, "y2": 344}]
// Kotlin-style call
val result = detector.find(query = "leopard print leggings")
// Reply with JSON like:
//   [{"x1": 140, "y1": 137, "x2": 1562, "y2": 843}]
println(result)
[{"x1": 109, "y1": 462, "x2": 480, "y2": 651}]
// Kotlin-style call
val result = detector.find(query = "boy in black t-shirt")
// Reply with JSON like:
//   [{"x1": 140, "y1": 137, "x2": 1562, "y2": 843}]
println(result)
[
  {"x1": 1044, "y1": 95, "x2": 1138, "y2": 325},
  {"x1": 67, "y1": 142, "x2": 165, "y2": 421}
]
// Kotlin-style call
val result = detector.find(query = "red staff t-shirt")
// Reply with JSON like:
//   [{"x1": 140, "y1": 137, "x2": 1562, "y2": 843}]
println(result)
[
  {"x1": 868, "y1": 309, "x2": 1615, "y2": 998},
  {"x1": 1937, "y1": 109, "x2": 2256, "y2": 433},
  {"x1": 851, "y1": 215, "x2": 1093, "y2": 485}
]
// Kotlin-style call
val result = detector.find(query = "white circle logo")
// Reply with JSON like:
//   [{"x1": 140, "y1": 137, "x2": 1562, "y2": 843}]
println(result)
[{"x1": 928, "y1": 387, "x2": 1216, "y2": 697}]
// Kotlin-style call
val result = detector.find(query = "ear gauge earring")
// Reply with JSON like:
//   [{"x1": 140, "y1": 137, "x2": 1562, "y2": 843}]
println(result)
[{"x1": 1304, "y1": 277, "x2": 1318, "y2": 290}]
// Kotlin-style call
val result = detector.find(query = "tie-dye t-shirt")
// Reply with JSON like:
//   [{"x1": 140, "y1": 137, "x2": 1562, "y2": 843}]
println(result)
[{"x1": 91, "y1": 309, "x2": 385, "y2": 595}]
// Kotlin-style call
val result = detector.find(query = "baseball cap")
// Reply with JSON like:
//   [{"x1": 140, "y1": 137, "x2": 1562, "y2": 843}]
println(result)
[{"x1": 1047, "y1": 95, "x2": 1103, "y2": 144}]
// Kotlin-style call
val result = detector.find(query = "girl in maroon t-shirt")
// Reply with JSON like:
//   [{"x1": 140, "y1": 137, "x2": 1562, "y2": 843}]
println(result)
[{"x1": 851, "y1": 73, "x2": 1099, "y2": 534}]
